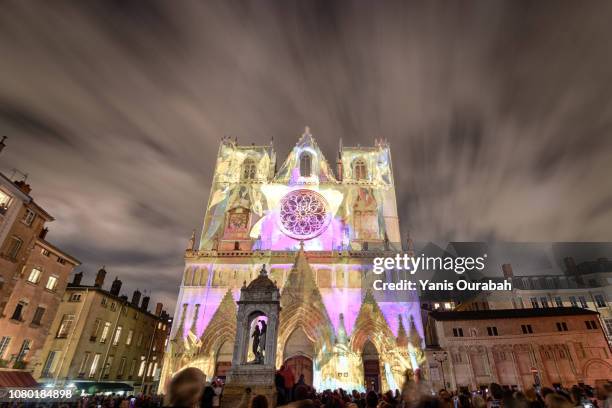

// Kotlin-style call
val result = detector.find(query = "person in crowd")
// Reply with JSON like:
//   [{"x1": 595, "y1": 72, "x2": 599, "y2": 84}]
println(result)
[
  {"x1": 251, "y1": 394, "x2": 269, "y2": 408},
  {"x1": 280, "y1": 365, "x2": 296, "y2": 402},
  {"x1": 212, "y1": 379, "x2": 223, "y2": 408},
  {"x1": 167, "y1": 367, "x2": 205, "y2": 408},
  {"x1": 276, "y1": 368, "x2": 288, "y2": 405},
  {"x1": 201, "y1": 381, "x2": 215, "y2": 408},
  {"x1": 545, "y1": 393, "x2": 574, "y2": 408},
  {"x1": 365, "y1": 390, "x2": 379, "y2": 408}
]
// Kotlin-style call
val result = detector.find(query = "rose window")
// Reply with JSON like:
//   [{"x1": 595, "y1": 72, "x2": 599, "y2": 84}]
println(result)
[{"x1": 279, "y1": 189, "x2": 331, "y2": 239}]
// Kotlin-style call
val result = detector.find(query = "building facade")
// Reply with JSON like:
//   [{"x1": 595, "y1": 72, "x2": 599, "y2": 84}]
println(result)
[
  {"x1": 33, "y1": 269, "x2": 171, "y2": 395},
  {"x1": 454, "y1": 259, "x2": 612, "y2": 345},
  {"x1": 0, "y1": 176, "x2": 79, "y2": 372},
  {"x1": 424, "y1": 308, "x2": 612, "y2": 391},
  {"x1": 161, "y1": 129, "x2": 425, "y2": 393}
]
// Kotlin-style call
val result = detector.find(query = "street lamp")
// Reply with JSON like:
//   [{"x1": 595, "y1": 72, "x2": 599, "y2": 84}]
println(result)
[{"x1": 433, "y1": 351, "x2": 448, "y2": 390}]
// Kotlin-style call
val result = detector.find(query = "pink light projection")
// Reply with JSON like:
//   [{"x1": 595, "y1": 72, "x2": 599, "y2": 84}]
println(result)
[{"x1": 321, "y1": 289, "x2": 424, "y2": 341}]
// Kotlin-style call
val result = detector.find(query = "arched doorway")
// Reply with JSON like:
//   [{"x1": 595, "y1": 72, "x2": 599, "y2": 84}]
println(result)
[
  {"x1": 214, "y1": 341, "x2": 233, "y2": 380},
  {"x1": 283, "y1": 327, "x2": 314, "y2": 385},
  {"x1": 363, "y1": 340, "x2": 380, "y2": 392}
]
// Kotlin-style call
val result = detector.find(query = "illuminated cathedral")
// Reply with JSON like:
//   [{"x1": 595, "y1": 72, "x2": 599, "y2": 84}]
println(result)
[{"x1": 160, "y1": 128, "x2": 425, "y2": 393}]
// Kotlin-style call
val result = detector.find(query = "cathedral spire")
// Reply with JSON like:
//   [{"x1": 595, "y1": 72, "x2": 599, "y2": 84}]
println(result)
[{"x1": 396, "y1": 314, "x2": 408, "y2": 347}]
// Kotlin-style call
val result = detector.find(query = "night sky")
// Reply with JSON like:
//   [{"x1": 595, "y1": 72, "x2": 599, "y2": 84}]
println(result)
[{"x1": 1, "y1": 1, "x2": 612, "y2": 312}]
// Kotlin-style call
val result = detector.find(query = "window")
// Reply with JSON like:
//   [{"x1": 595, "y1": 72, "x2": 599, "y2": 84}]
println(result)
[
  {"x1": 0, "y1": 336, "x2": 11, "y2": 358},
  {"x1": 57, "y1": 257, "x2": 66, "y2": 265},
  {"x1": 11, "y1": 302, "x2": 25, "y2": 321},
  {"x1": 45, "y1": 276, "x2": 58, "y2": 291},
  {"x1": 0, "y1": 190, "x2": 12, "y2": 213},
  {"x1": 89, "y1": 354, "x2": 101, "y2": 378},
  {"x1": 102, "y1": 356, "x2": 113, "y2": 378},
  {"x1": 117, "y1": 357, "x2": 127, "y2": 377},
  {"x1": 521, "y1": 324, "x2": 533, "y2": 334},
  {"x1": 78, "y1": 352, "x2": 91, "y2": 376},
  {"x1": 110, "y1": 302, "x2": 117, "y2": 312},
  {"x1": 6, "y1": 237, "x2": 23, "y2": 260},
  {"x1": 27, "y1": 268, "x2": 42, "y2": 284},
  {"x1": 554, "y1": 297, "x2": 563, "y2": 307},
  {"x1": 452, "y1": 328, "x2": 464, "y2": 337},
  {"x1": 540, "y1": 297, "x2": 549, "y2": 308},
  {"x1": 32, "y1": 307, "x2": 45, "y2": 325},
  {"x1": 112, "y1": 326, "x2": 122, "y2": 346},
  {"x1": 100, "y1": 322, "x2": 111, "y2": 343},
  {"x1": 90, "y1": 319, "x2": 101, "y2": 341},
  {"x1": 578, "y1": 296, "x2": 588, "y2": 308},
  {"x1": 138, "y1": 356, "x2": 146, "y2": 377},
  {"x1": 585, "y1": 320, "x2": 598, "y2": 330},
  {"x1": 299, "y1": 152, "x2": 312, "y2": 177},
  {"x1": 569, "y1": 296, "x2": 578, "y2": 307},
  {"x1": 556, "y1": 322, "x2": 568, "y2": 332},
  {"x1": 129, "y1": 359, "x2": 137, "y2": 378},
  {"x1": 353, "y1": 159, "x2": 367, "y2": 181},
  {"x1": 41, "y1": 248, "x2": 50, "y2": 257},
  {"x1": 137, "y1": 331, "x2": 144, "y2": 347},
  {"x1": 56, "y1": 314, "x2": 75, "y2": 338},
  {"x1": 530, "y1": 297, "x2": 539, "y2": 308},
  {"x1": 126, "y1": 329, "x2": 134, "y2": 346},
  {"x1": 69, "y1": 293, "x2": 82, "y2": 302},
  {"x1": 605, "y1": 318, "x2": 612, "y2": 335},
  {"x1": 487, "y1": 326, "x2": 499, "y2": 336},
  {"x1": 594, "y1": 294, "x2": 606, "y2": 308},
  {"x1": 41, "y1": 350, "x2": 60, "y2": 377},
  {"x1": 101, "y1": 297, "x2": 107, "y2": 307},
  {"x1": 242, "y1": 158, "x2": 256, "y2": 180},
  {"x1": 15, "y1": 339, "x2": 31, "y2": 362},
  {"x1": 22, "y1": 209, "x2": 36, "y2": 226}
]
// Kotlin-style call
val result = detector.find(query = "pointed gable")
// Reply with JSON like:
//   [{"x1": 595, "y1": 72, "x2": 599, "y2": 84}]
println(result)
[{"x1": 274, "y1": 127, "x2": 337, "y2": 185}]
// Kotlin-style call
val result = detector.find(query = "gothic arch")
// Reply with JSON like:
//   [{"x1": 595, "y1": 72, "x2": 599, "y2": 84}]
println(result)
[
  {"x1": 352, "y1": 158, "x2": 368, "y2": 181},
  {"x1": 276, "y1": 303, "x2": 334, "y2": 367}
]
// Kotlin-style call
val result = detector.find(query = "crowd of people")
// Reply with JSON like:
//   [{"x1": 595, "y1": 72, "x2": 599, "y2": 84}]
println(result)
[{"x1": 163, "y1": 366, "x2": 612, "y2": 408}]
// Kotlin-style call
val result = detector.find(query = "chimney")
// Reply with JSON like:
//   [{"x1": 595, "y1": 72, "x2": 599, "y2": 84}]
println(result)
[
  {"x1": 155, "y1": 302, "x2": 163, "y2": 316},
  {"x1": 94, "y1": 266, "x2": 106, "y2": 287},
  {"x1": 39, "y1": 227, "x2": 49, "y2": 240},
  {"x1": 131, "y1": 289, "x2": 141, "y2": 306},
  {"x1": 502, "y1": 264, "x2": 513, "y2": 278},
  {"x1": 141, "y1": 295, "x2": 150, "y2": 311},
  {"x1": 110, "y1": 277, "x2": 122, "y2": 296},
  {"x1": 72, "y1": 271, "x2": 84, "y2": 285},
  {"x1": 14, "y1": 180, "x2": 31, "y2": 195}
]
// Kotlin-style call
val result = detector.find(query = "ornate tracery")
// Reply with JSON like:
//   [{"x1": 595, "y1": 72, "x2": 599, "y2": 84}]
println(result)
[{"x1": 279, "y1": 189, "x2": 330, "y2": 239}]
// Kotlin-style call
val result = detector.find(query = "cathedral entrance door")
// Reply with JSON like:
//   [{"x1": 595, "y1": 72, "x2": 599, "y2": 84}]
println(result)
[
  {"x1": 284, "y1": 355, "x2": 314, "y2": 386},
  {"x1": 283, "y1": 327, "x2": 315, "y2": 385},
  {"x1": 363, "y1": 340, "x2": 380, "y2": 392}
]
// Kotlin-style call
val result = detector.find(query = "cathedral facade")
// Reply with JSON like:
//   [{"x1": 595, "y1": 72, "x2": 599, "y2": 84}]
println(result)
[{"x1": 160, "y1": 129, "x2": 424, "y2": 393}]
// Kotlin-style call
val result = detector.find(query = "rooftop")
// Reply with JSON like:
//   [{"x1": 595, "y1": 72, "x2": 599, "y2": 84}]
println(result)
[{"x1": 429, "y1": 306, "x2": 598, "y2": 321}]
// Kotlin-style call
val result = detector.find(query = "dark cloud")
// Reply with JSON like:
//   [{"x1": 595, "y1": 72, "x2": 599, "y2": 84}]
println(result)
[{"x1": 1, "y1": 0, "x2": 612, "y2": 312}]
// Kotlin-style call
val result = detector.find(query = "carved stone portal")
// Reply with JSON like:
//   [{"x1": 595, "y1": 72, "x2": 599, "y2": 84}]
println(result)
[{"x1": 222, "y1": 265, "x2": 280, "y2": 407}]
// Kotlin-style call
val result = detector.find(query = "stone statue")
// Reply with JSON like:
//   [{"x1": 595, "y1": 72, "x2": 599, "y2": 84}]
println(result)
[
  {"x1": 251, "y1": 325, "x2": 261, "y2": 360},
  {"x1": 187, "y1": 230, "x2": 196, "y2": 251},
  {"x1": 259, "y1": 320, "x2": 267, "y2": 352}
]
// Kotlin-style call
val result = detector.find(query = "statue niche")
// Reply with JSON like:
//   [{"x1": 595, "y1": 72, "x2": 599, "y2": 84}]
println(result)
[{"x1": 248, "y1": 314, "x2": 268, "y2": 364}]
